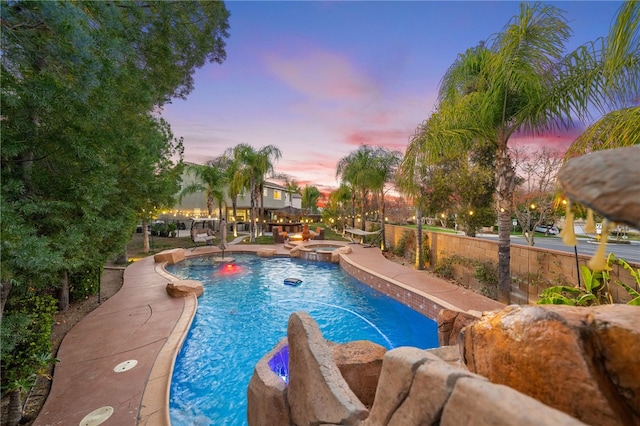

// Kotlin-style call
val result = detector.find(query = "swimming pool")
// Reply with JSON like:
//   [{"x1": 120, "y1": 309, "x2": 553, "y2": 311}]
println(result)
[{"x1": 166, "y1": 254, "x2": 438, "y2": 425}]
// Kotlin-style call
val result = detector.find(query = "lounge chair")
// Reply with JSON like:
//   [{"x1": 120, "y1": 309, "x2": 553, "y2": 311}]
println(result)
[
  {"x1": 312, "y1": 227, "x2": 325, "y2": 240},
  {"x1": 273, "y1": 227, "x2": 288, "y2": 244}
]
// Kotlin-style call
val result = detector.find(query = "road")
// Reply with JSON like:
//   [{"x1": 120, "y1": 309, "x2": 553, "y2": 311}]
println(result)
[{"x1": 478, "y1": 234, "x2": 640, "y2": 264}]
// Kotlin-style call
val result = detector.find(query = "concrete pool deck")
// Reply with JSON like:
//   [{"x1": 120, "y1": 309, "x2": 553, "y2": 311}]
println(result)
[{"x1": 34, "y1": 241, "x2": 504, "y2": 426}]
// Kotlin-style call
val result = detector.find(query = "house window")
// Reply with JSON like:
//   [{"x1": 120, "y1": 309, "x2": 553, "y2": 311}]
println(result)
[
  {"x1": 263, "y1": 187, "x2": 268, "y2": 197},
  {"x1": 273, "y1": 190, "x2": 282, "y2": 200}
]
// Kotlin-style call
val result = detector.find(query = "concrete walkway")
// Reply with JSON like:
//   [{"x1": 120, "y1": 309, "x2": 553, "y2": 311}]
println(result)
[{"x1": 34, "y1": 241, "x2": 504, "y2": 426}]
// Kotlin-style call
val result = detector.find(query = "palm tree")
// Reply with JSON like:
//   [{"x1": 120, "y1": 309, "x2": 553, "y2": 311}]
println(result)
[
  {"x1": 179, "y1": 161, "x2": 227, "y2": 218},
  {"x1": 301, "y1": 185, "x2": 321, "y2": 216},
  {"x1": 329, "y1": 184, "x2": 352, "y2": 232},
  {"x1": 397, "y1": 121, "x2": 434, "y2": 269},
  {"x1": 418, "y1": 2, "x2": 638, "y2": 303},
  {"x1": 230, "y1": 144, "x2": 281, "y2": 242},
  {"x1": 369, "y1": 147, "x2": 402, "y2": 251},
  {"x1": 222, "y1": 146, "x2": 249, "y2": 237},
  {"x1": 562, "y1": 1, "x2": 640, "y2": 157},
  {"x1": 336, "y1": 145, "x2": 380, "y2": 231},
  {"x1": 282, "y1": 176, "x2": 301, "y2": 207},
  {"x1": 429, "y1": 3, "x2": 577, "y2": 303}
]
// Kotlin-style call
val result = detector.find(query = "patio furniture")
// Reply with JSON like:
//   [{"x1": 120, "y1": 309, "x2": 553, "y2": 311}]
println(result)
[
  {"x1": 191, "y1": 227, "x2": 215, "y2": 247},
  {"x1": 344, "y1": 226, "x2": 382, "y2": 248}
]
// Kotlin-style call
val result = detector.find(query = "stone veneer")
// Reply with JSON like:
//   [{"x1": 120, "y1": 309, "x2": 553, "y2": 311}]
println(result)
[{"x1": 338, "y1": 257, "x2": 445, "y2": 322}]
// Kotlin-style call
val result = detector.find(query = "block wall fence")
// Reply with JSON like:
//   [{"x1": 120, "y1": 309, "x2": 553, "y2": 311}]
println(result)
[{"x1": 380, "y1": 223, "x2": 639, "y2": 305}]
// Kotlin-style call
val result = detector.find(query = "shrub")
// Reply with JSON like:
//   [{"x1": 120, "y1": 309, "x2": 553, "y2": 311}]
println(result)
[{"x1": 1, "y1": 292, "x2": 58, "y2": 424}]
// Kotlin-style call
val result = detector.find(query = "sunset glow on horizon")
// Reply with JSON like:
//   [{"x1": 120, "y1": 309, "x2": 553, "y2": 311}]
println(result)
[{"x1": 161, "y1": 1, "x2": 623, "y2": 194}]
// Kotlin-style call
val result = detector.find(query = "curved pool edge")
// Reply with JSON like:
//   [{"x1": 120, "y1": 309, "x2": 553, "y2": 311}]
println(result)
[
  {"x1": 140, "y1": 243, "x2": 503, "y2": 425},
  {"x1": 138, "y1": 245, "x2": 294, "y2": 425},
  {"x1": 137, "y1": 264, "x2": 199, "y2": 425}
]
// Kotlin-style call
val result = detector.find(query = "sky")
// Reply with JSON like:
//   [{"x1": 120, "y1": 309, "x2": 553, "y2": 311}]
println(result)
[{"x1": 161, "y1": 1, "x2": 624, "y2": 195}]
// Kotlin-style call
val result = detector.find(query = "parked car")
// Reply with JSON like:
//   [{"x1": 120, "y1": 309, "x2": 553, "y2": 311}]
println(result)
[
  {"x1": 534, "y1": 225, "x2": 559, "y2": 235},
  {"x1": 136, "y1": 223, "x2": 151, "y2": 233}
]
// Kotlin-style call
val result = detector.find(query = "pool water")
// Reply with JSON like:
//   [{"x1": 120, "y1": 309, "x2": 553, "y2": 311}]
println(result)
[{"x1": 166, "y1": 254, "x2": 438, "y2": 425}]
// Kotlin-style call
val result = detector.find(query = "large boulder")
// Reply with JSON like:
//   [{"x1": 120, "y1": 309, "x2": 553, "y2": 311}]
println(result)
[
  {"x1": 165, "y1": 280, "x2": 203, "y2": 298},
  {"x1": 153, "y1": 248, "x2": 185, "y2": 264},
  {"x1": 558, "y1": 145, "x2": 640, "y2": 229},
  {"x1": 247, "y1": 338, "x2": 290, "y2": 426},
  {"x1": 437, "y1": 308, "x2": 480, "y2": 346},
  {"x1": 257, "y1": 248, "x2": 277, "y2": 258},
  {"x1": 331, "y1": 340, "x2": 386, "y2": 408},
  {"x1": 287, "y1": 312, "x2": 368, "y2": 425},
  {"x1": 331, "y1": 246, "x2": 352, "y2": 263},
  {"x1": 440, "y1": 378, "x2": 587, "y2": 426},
  {"x1": 365, "y1": 347, "x2": 433, "y2": 425},
  {"x1": 365, "y1": 346, "x2": 584, "y2": 426},
  {"x1": 461, "y1": 304, "x2": 640, "y2": 426}
]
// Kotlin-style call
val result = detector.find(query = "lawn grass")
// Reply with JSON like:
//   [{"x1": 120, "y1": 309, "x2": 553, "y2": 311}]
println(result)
[
  {"x1": 126, "y1": 233, "x2": 193, "y2": 259},
  {"x1": 125, "y1": 223, "x2": 352, "y2": 260},
  {"x1": 400, "y1": 224, "x2": 459, "y2": 234}
]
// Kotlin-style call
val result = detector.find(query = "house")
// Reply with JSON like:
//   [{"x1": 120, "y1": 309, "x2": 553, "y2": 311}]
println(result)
[{"x1": 161, "y1": 166, "x2": 303, "y2": 229}]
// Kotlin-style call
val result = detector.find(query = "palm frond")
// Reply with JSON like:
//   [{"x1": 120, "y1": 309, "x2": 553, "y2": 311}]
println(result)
[
  {"x1": 565, "y1": 106, "x2": 640, "y2": 157},
  {"x1": 603, "y1": 1, "x2": 640, "y2": 106}
]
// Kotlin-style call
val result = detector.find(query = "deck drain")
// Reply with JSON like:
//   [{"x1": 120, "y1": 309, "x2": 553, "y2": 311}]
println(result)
[
  {"x1": 113, "y1": 359, "x2": 138, "y2": 373},
  {"x1": 79, "y1": 406, "x2": 113, "y2": 425}
]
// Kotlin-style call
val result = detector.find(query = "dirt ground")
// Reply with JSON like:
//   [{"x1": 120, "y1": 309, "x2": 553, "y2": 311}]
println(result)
[{"x1": 1, "y1": 265, "x2": 125, "y2": 426}]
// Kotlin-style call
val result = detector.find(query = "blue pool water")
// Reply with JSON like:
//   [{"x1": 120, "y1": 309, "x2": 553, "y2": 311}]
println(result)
[{"x1": 167, "y1": 254, "x2": 438, "y2": 425}]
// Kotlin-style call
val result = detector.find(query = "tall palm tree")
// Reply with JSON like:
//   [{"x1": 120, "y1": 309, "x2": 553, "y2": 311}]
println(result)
[
  {"x1": 223, "y1": 146, "x2": 255, "y2": 237},
  {"x1": 301, "y1": 185, "x2": 321, "y2": 216},
  {"x1": 420, "y1": 2, "x2": 638, "y2": 303},
  {"x1": 336, "y1": 145, "x2": 379, "y2": 231},
  {"x1": 397, "y1": 121, "x2": 434, "y2": 269},
  {"x1": 369, "y1": 147, "x2": 402, "y2": 251},
  {"x1": 329, "y1": 184, "x2": 352, "y2": 232},
  {"x1": 230, "y1": 144, "x2": 281, "y2": 242},
  {"x1": 431, "y1": 3, "x2": 575, "y2": 303},
  {"x1": 281, "y1": 176, "x2": 301, "y2": 207},
  {"x1": 179, "y1": 161, "x2": 227, "y2": 218}
]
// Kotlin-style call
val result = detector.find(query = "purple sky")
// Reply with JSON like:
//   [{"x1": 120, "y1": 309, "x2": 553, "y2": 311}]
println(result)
[{"x1": 162, "y1": 1, "x2": 622, "y2": 194}]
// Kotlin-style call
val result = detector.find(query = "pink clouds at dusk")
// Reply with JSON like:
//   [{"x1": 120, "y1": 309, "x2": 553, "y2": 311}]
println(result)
[
  {"x1": 265, "y1": 48, "x2": 378, "y2": 102},
  {"x1": 161, "y1": 1, "x2": 623, "y2": 193}
]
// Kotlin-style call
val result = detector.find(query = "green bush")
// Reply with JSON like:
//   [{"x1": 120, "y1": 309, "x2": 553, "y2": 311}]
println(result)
[
  {"x1": 538, "y1": 254, "x2": 640, "y2": 306},
  {"x1": 1, "y1": 292, "x2": 58, "y2": 401},
  {"x1": 69, "y1": 268, "x2": 101, "y2": 301},
  {"x1": 434, "y1": 255, "x2": 498, "y2": 299}
]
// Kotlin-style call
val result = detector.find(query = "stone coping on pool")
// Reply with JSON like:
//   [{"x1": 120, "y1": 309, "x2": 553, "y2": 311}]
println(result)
[{"x1": 35, "y1": 242, "x2": 503, "y2": 426}]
